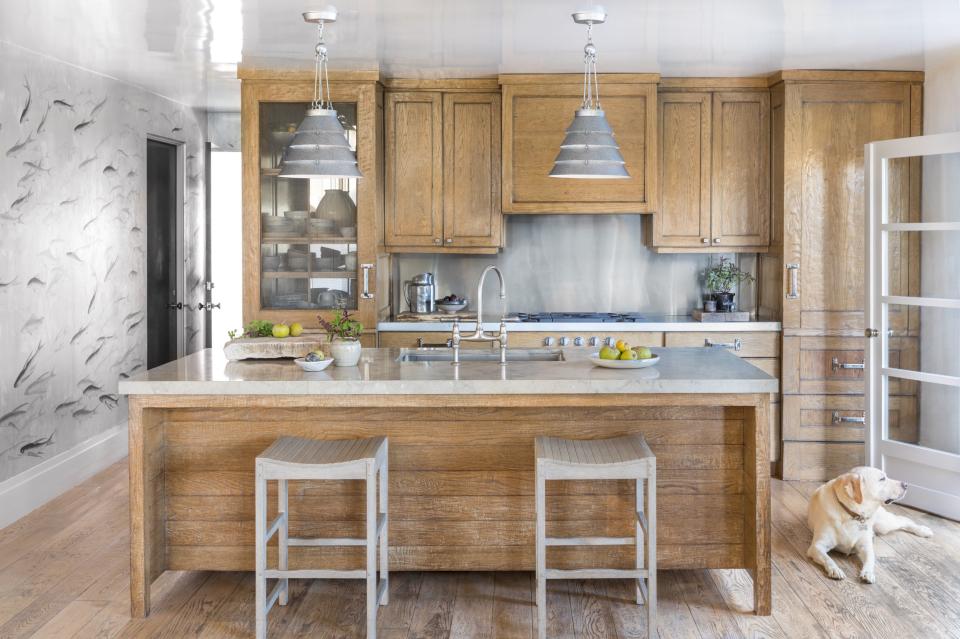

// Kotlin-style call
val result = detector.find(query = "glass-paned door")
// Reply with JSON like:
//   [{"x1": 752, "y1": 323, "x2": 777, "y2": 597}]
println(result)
[
  {"x1": 259, "y1": 101, "x2": 359, "y2": 312},
  {"x1": 866, "y1": 132, "x2": 960, "y2": 520}
]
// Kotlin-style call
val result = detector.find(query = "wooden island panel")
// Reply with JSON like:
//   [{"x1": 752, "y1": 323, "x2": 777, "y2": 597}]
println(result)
[{"x1": 129, "y1": 393, "x2": 770, "y2": 616}]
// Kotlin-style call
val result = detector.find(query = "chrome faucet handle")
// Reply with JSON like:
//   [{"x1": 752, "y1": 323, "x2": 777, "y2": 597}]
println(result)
[
  {"x1": 451, "y1": 318, "x2": 461, "y2": 365},
  {"x1": 498, "y1": 320, "x2": 508, "y2": 365}
]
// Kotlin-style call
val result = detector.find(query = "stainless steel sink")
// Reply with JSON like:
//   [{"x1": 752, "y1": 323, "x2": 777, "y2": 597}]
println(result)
[{"x1": 397, "y1": 348, "x2": 564, "y2": 363}]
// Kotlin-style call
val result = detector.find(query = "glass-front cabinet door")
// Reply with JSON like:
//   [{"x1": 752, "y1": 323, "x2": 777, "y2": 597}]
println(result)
[{"x1": 241, "y1": 76, "x2": 380, "y2": 333}]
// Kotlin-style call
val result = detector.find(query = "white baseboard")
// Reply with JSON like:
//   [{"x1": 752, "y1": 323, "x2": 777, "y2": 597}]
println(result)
[{"x1": 0, "y1": 423, "x2": 129, "y2": 529}]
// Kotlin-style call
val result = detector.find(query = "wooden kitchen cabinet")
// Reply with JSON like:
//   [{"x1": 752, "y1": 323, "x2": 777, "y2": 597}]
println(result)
[
  {"x1": 384, "y1": 82, "x2": 502, "y2": 252},
  {"x1": 500, "y1": 74, "x2": 659, "y2": 214},
  {"x1": 758, "y1": 71, "x2": 924, "y2": 479},
  {"x1": 384, "y1": 92, "x2": 443, "y2": 248},
  {"x1": 649, "y1": 85, "x2": 770, "y2": 252},
  {"x1": 240, "y1": 69, "x2": 384, "y2": 330}
]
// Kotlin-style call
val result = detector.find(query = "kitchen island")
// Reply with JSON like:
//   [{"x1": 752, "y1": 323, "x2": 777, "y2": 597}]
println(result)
[{"x1": 119, "y1": 347, "x2": 777, "y2": 617}]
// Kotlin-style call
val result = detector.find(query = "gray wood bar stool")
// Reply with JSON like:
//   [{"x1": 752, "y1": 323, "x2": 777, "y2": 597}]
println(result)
[
  {"x1": 535, "y1": 434, "x2": 656, "y2": 639},
  {"x1": 255, "y1": 436, "x2": 388, "y2": 639}
]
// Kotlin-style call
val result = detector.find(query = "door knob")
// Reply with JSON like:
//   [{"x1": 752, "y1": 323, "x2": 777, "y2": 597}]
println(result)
[
  {"x1": 701, "y1": 237, "x2": 709, "y2": 244},
  {"x1": 434, "y1": 238, "x2": 442, "y2": 245},
  {"x1": 445, "y1": 238, "x2": 453, "y2": 244},
  {"x1": 198, "y1": 302, "x2": 221, "y2": 311},
  {"x1": 712, "y1": 237, "x2": 721, "y2": 244},
  {"x1": 167, "y1": 302, "x2": 183, "y2": 310}
]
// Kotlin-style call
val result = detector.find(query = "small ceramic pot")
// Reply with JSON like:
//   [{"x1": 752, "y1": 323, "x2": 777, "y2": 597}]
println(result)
[
  {"x1": 713, "y1": 292, "x2": 735, "y2": 312},
  {"x1": 328, "y1": 337, "x2": 362, "y2": 367},
  {"x1": 703, "y1": 299, "x2": 717, "y2": 313}
]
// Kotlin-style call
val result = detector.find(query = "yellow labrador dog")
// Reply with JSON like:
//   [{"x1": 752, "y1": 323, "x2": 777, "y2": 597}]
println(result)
[{"x1": 807, "y1": 466, "x2": 933, "y2": 583}]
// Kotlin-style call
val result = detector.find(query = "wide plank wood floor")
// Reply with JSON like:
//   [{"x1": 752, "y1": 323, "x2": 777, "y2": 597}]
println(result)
[{"x1": 1, "y1": 460, "x2": 958, "y2": 638}]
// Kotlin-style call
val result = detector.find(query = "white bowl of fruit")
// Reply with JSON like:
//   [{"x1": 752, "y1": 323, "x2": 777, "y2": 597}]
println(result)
[
  {"x1": 295, "y1": 350, "x2": 335, "y2": 372},
  {"x1": 590, "y1": 341, "x2": 660, "y2": 369}
]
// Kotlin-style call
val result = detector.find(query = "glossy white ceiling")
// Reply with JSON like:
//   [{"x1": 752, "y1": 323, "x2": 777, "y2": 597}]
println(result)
[{"x1": 2, "y1": 0, "x2": 959, "y2": 110}]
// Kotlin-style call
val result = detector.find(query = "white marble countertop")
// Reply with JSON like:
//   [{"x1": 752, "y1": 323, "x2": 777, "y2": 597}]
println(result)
[
  {"x1": 377, "y1": 315, "x2": 781, "y2": 333},
  {"x1": 118, "y1": 347, "x2": 778, "y2": 396}
]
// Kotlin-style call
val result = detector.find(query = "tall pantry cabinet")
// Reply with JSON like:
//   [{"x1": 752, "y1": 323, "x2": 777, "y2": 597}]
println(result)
[{"x1": 759, "y1": 71, "x2": 924, "y2": 480}]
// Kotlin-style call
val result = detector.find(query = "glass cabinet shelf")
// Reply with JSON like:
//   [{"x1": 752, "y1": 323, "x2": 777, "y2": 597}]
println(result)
[{"x1": 259, "y1": 100, "x2": 360, "y2": 312}]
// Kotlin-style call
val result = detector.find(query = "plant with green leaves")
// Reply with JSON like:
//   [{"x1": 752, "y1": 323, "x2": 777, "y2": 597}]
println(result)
[
  {"x1": 704, "y1": 257, "x2": 754, "y2": 294},
  {"x1": 227, "y1": 319, "x2": 274, "y2": 340},
  {"x1": 318, "y1": 309, "x2": 364, "y2": 340}
]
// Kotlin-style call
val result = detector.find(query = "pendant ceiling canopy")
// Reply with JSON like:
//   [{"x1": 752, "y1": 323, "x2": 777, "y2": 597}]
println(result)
[
  {"x1": 279, "y1": 8, "x2": 362, "y2": 180},
  {"x1": 549, "y1": 7, "x2": 629, "y2": 180}
]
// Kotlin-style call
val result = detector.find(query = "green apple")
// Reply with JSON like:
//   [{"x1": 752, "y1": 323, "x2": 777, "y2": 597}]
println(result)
[
  {"x1": 272, "y1": 323, "x2": 290, "y2": 338},
  {"x1": 619, "y1": 349, "x2": 639, "y2": 360},
  {"x1": 633, "y1": 346, "x2": 653, "y2": 359},
  {"x1": 599, "y1": 345, "x2": 619, "y2": 360},
  {"x1": 289, "y1": 322, "x2": 304, "y2": 337}
]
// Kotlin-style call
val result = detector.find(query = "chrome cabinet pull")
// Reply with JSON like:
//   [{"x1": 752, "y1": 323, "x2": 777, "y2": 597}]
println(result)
[
  {"x1": 360, "y1": 263, "x2": 374, "y2": 299},
  {"x1": 701, "y1": 237, "x2": 710, "y2": 244},
  {"x1": 705, "y1": 337, "x2": 742, "y2": 352},
  {"x1": 434, "y1": 238, "x2": 442, "y2": 245},
  {"x1": 786, "y1": 263, "x2": 800, "y2": 299},
  {"x1": 831, "y1": 357, "x2": 864, "y2": 371},
  {"x1": 832, "y1": 411, "x2": 866, "y2": 424}
]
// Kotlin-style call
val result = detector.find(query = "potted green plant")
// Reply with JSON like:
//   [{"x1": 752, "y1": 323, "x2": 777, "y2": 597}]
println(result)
[
  {"x1": 318, "y1": 309, "x2": 364, "y2": 366},
  {"x1": 704, "y1": 257, "x2": 754, "y2": 312}
]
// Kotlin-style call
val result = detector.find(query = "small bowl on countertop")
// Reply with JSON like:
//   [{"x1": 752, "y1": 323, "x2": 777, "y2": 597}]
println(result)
[
  {"x1": 294, "y1": 357, "x2": 335, "y2": 372},
  {"x1": 437, "y1": 300, "x2": 468, "y2": 314},
  {"x1": 589, "y1": 354, "x2": 660, "y2": 369}
]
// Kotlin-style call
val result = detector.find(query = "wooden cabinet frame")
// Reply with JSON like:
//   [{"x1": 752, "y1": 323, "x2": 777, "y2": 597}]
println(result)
[
  {"x1": 500, "y1": 74, "x2": 659, "y2": 214},
  {"x1": 240, "y1": 72, "x2": 383, "y2": 330},
  {"x1": 649, "y1": 84, "x2": 770, "y2": 252},
  {"x1": 383, "y1": 83, "x2": 502, "y2": 253}
]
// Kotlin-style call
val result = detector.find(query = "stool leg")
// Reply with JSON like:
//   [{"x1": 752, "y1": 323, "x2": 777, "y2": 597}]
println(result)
[
  {"x1": 379, "y1": 457, "x2": 389, "y2": 605},
  {"x1": 636, "y1": 477, "x2": 644, "y2": 605},
  {"x1": 647, "y1": 468, "x2": 657, "y2": 639},
  {"x1": 255, "y1": 466, "x2": 267, "y2": 639},
  {"x1": 366, "y1": 465, "x2": 377, "y2": 639},
  {"x1": 535, "y1": 472, "x2": 546, "y2": 639},
  {"x1": 278, "y1": 479, "x2": 288, "y2": 606}
]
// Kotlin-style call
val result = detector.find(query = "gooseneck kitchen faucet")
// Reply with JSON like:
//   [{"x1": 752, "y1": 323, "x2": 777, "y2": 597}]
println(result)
[{"x1": 451, "y1": 265, "x2": 508, "y2": 365}]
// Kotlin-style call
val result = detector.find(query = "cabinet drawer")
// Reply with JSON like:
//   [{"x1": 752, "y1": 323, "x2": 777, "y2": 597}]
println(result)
[
  {"x1": 783, "y1": 394, "x2": 917, "y2": 444},
  {"x1": 782, "y1": 336, "x2": 916, "y2": 395},
  {"x1": 664, "y1": 331, "x2": 779, "y2": 358},
  {"x1": 781, "y1": 441, "x2": 864, "y2": 481}
]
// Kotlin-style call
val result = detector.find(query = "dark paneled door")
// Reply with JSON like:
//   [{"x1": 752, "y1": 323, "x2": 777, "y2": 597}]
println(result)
[{"x1": 146, "y1": 139, "x2": 180, "y2": 369}]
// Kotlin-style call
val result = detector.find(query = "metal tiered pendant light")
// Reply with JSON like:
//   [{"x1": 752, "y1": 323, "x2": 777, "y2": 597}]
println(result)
[
  {"x1": 549, "y1": 7, "x2": 628, "y2": 179},
  {"x1": 279, "y1": 8, "x2": 362, "y2": 179}
]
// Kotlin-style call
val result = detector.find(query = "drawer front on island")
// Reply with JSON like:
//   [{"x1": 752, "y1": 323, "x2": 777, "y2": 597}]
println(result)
[{"x1": 664, "y1": 331, "x2": 779, "y2": 358}]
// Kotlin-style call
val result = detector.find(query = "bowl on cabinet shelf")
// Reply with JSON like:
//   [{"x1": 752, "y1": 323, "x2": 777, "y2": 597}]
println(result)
[
  {"x1": 437, "y1": 300, "x2": 469, "y2": 314},
  {"x1": 344, "y1": 252, "x2": 358, "y2": 271},
  {"x1": 262, "y1": 255, "x2": 284, "y2": 271},
  {"x1": 309, "y1": 218, "x2": 337, "y2": 235}
]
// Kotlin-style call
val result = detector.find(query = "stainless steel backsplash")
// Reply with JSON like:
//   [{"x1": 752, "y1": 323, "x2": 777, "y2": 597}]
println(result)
[{"x1": 393, "y1": 215, "x2": 757, "y2": 315}]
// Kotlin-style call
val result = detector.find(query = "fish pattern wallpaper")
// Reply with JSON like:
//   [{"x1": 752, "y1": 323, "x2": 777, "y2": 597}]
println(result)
[{"x1": 0, "y1": 42, "x2": 207, "y2": 483}]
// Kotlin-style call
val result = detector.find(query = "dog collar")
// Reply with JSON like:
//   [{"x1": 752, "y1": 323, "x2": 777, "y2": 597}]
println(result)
[{"x1": 837, "y1": 498, "x2": 868, "y2": 524}]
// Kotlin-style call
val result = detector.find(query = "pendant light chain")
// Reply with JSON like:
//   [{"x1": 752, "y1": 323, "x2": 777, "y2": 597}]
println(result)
[
  {"x1": 312, "y1": 21, "x2": 332, "y2": 110},
  {"x1": 581, "y1": 22, "x2": 600, "y2": 110}
]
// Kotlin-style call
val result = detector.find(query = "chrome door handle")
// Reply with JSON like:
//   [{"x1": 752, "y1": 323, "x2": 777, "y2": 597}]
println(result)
[
  {"x1": 832, "y1": 411, "x2": 866, "y2": 424},
  {"x1": 360, "y1": 264, "x2": 374, "y2": 299},
  {"x1": 705, "y1": 337, "x2": 742, "y2": 352},
  {"x1": 832, "y1": 357, "x2": 864, "y2": 371},
  {"x1": 167, "y1": 302, "x2": 183, "y2": 310},
  {"x1": 198, "y1": 302, "x2": 220, "y2": 311},
  {"x1": 786, "y1": 263, "x2": 800, "y2": 299}
]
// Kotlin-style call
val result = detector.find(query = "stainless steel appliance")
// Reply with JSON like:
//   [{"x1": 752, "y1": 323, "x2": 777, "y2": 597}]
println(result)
[
  {"x1": 514, "y1": 312, "x2": 649, "y2": 323},
  {"x1": 404, "y1": 272, "x2": 437, "y2": 314}
]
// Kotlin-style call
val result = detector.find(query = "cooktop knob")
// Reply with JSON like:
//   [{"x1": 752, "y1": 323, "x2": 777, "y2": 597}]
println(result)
[
  {"x1": 543, "y1": 336, "x2": 555, "y2": 346},
  {"x1": 559, "y1": 336, "x2": 570, "y2": 346},
  {"x1": 574, "y1": 336, "x2": 584, "y2": 346},
  {"x1": 604, "y1": 336, "x2": 615, "y2": 347},
  {"x1": 589, "y1": 336, "x2": 600, "y2": 347}
]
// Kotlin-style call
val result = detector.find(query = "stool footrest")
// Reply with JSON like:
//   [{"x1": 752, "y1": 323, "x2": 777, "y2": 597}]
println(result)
[
  {"x1": 545, "y1": 536, "x2": 634, "y2": 546},
  {"x1": 289, "y1": 537, "x2": 365, "y2": 547},
  {"x1": 637, "y1": 575, "x2": 649, "y2": 603},
  {"x1": 544, "y1": 568, "x2": 649, "y2": 580},
  {"x1": 377, "y1": 577, "x2": 388, "y2": 605},
  {"x1": 263, "y1": 569, "x2": 366, "y2": 580}
]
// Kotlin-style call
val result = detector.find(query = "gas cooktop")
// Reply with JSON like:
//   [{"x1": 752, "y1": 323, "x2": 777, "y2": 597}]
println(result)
[{"x1": 514, "y1": 312, "x2": 649, "y2": 323}]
